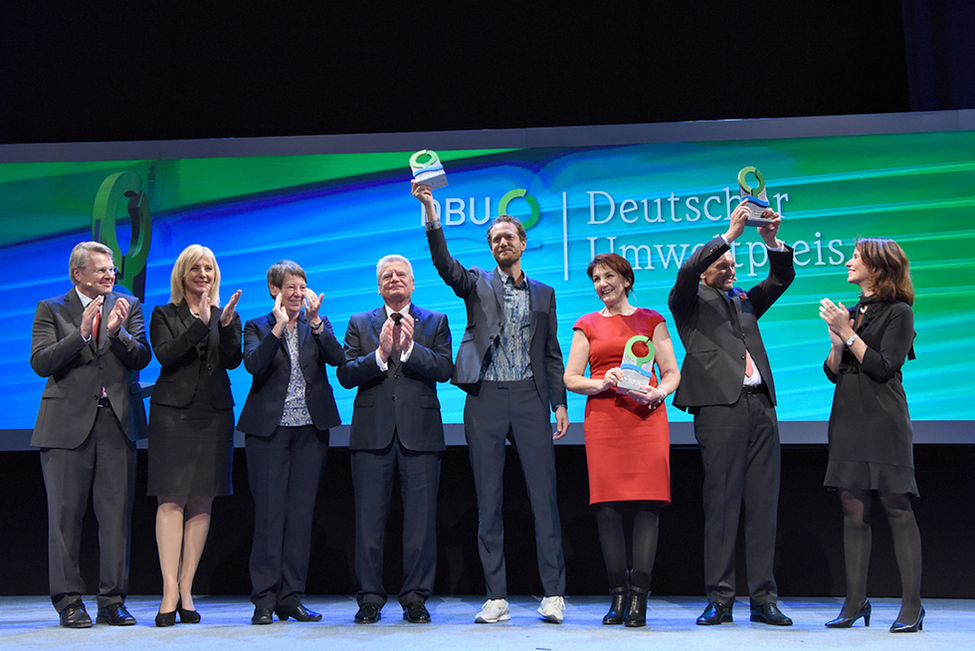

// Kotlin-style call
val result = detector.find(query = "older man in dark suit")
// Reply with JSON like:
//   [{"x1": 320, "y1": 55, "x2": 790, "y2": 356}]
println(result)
[
  {"x1": 668, "y1": 202, "x2": 796, "y2": 627},
  {"x1": 412, "y1": 181, "x2": 569, "y2": 625},
  {"x1": 337, "y1": 254, "x2": 453, "y2": 624},
  {"x1": 30, "y1": 241, "x2": 151, "y2": 628}
]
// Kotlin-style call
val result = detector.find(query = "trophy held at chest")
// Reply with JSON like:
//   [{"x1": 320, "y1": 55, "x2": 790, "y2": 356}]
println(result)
[{"x1": 616, "y1": 335, "x2": 655, "y2": 394}]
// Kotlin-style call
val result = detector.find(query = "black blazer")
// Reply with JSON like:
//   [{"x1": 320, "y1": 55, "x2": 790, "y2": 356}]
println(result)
[
  {"x1": 237, "y1": 312, "x2": 344, "y2": 437},
  {"x1": 337, "y1": 304, "x2": 452, "y2": 452},
  {"x1": 149, "y1": 302, "x2": 242, "y2": 410},
  {"x1": 668, "y1": 235, "x2": 795, "y2": 409},
  {"x1": 31, "y1": 289, "x2": 151, "y2": 448},
  {"x1": 426, "y1": 224, "x2": 567, "y2": 409}
]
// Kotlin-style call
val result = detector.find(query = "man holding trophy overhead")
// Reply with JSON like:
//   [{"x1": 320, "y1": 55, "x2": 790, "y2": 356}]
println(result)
[
  {"x1": 668, "y1": 193, "x2": 796, "y2": 627},
  {"x1": 412, "y1": 154, "x2": 570, "y2": 625}
]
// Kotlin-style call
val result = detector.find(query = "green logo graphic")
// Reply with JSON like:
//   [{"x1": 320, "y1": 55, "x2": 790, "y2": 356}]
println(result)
[
  {"x1": 498, "y1": 188, "x2": 541, "y2": 229},
  {"x1": 91, "y1": 171, "x2": 152, "y2": 300}
]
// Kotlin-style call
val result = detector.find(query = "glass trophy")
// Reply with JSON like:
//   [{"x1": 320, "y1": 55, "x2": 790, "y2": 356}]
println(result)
[
  {"x1": 616, "y1": 335, "x2": 655, "y2": 394},
  {"x1": 410, "y1": 149, "x2": 448, "y2": 190},
  {"x1": 737, "y1": 166, "x2": 773, "y2": 227}
]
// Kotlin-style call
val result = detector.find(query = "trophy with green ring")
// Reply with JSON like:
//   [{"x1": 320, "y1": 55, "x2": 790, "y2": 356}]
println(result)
[
  {"x1": 737, "y1": 166, "x2": 773, "y2": 227},
  {"x1": 410, "y1": 149, "x2": 448, "y2": 190},
  {"x1": 616, "y1": 335, "x2": 655, "y2": 394}
]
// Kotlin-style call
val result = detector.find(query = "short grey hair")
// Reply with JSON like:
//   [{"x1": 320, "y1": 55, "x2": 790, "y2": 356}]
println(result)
[
  {"x1": 68, "y1": 241, "x2": 113, "y2": 285},
  {"x1": 376, "y1": 254, "x2": 413, "y2": 283},
  {"x1": 267, "y1": 260, "x2": 307, "y2": 289}
]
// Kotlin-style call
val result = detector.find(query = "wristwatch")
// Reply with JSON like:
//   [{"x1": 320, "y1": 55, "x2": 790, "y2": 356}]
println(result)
[{"x1": 845, "y1": 334, "x2": 860, "y2": 347}]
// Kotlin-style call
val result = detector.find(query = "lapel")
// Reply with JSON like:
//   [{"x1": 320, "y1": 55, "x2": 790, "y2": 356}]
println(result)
[
  {"x1": 490, "y1": 269, "x2": 505, "y2": 320},
  {"x1": 97, "y1": 293, "x2": 116, "y2": 355},
  {"x1": 371, "y1": 306, "x2": 387, "y2": 339},
  {"x1": 527, "y1": 277, "x2": 539, "y2": 343},
  {"x1": 65, "y1": 290, "x2": 95, "y2": 359}
]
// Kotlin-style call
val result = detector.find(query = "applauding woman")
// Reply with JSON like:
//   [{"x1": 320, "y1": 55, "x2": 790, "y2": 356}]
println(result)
[
  {"x1": 148, "y1": 245, "x2": 242, "y2": 626},
  {"x1": 237, "y1": 261, "x2": 344, "y2": 625},
  {"x1": 819, "y1": 238, "x2": 922, "y2": 633},
  {"x1": 564, "y1": 253, "x2": 680, "y2": 627}
]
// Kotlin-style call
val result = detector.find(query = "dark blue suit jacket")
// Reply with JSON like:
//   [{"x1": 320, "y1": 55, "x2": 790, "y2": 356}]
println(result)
[
  {"x1": 426, "y1": 224, "x2": 566, "y2": 410},
  {"x1": 237, "y1": 312, "x2": 344, "y2": 437},
  {"x1": 337, "y1": 304, "x2": 452, "y2": 452}
]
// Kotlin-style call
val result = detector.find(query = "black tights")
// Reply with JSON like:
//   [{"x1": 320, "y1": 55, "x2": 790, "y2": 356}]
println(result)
[
  {"x1": 596, "y1": 501, "x2": 661, "y2": 588},
  {"x1": 837, "y1": 488, "x2": 922, "y2": 623}
]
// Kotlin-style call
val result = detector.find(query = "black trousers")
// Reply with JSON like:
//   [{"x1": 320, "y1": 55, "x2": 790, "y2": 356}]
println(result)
[
  {"x1": 694, "y1": 390, "x2": 781, "y2": 606},
  {"x1": 246, "y1": 424, "x2": 329, "y2": 610},
  {"x1": 352, "y1": 435, "x2": 441, "y2": 607}
]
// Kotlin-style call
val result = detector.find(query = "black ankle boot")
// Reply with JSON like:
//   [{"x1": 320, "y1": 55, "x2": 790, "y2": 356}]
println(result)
[
  {"x1": 603, "y1": 571, "x2": 628, "y2": 625},
  {"x1": 624, "y1": 571, "x2": 651, "y2": 628}
]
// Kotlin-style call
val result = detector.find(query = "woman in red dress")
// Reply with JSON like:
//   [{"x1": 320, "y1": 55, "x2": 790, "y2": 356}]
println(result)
[{"x1": 564, "y1": 253, "x2": 680, "y2": 628}]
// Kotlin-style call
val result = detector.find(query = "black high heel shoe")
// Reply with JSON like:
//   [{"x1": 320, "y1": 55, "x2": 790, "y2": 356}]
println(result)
[
  {"x1": 890, "y1": 606, "x2": 924, "y2": 633},
  {"x1": 825, "y1": 600, "x2": 871, "y2": 628},
  {"x1": 177, "y1": 599, "x2": 201, "y2": 624},
  {"x1": 155, "y1": 610, "x2": 177, "y2": 627}
]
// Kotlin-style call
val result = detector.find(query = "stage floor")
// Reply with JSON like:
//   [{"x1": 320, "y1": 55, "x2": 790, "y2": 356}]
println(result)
[{"x1": 1, "y1": 595, "x2": 971, "y2": 650}]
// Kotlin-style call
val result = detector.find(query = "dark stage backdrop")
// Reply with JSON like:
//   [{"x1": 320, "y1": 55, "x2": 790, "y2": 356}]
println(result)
[{"x1": 1, "y1": 446, "x2": 973, "y2": 599}]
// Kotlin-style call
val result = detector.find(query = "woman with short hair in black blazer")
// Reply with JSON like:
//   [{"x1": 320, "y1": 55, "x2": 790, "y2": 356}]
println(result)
[
  {"x1": 148, "y1": 244, "x2": 242, "y2": 626},
  {"x1": 237, "y1": 260, "x2": 344, "y2": 625},
  {"x1": 819, "y1": 238, "x2": 922, "y2": 633}
]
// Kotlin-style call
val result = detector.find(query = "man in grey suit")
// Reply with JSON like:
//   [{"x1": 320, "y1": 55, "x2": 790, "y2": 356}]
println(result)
[
  {"x1": 668, "y1": 202, "x2": 795, "y2": 627},
  {"x1": 30, "y1": 241, "x2": 151, "y2": 628},
  {"x1": 337, "y1": 254, "x2": 453, "y2": 624},
  {"x1": 412, "y1": 181, "x2": 569, "y2": 624}
]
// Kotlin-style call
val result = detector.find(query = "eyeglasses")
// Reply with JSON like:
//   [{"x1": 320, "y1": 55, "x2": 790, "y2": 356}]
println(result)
[{"x1": 91, "y1": 266, "x2": 119, "y2": 276}]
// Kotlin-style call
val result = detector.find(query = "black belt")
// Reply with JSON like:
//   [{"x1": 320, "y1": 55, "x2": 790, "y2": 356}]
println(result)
[
  {"x1": 740, "y1": 384, "x2": 766, "y2": 394},
  {"x1": 97, "y1": 397, "x2": 111, "y2": 407}
]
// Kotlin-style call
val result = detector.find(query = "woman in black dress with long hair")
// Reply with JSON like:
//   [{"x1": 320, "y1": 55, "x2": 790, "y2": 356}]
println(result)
[{"x1": 819, "y1": 237, "x2": 922, "y2": 633}]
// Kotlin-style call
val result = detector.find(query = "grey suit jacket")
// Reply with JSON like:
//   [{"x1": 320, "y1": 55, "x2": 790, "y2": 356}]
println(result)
[
  {"x1": 337, "y1": 304, "x2": 452, "y2": 452},
  {"x1": 668, "y1": 235, "x2": 795, "y2": 409},
  {"x1": 237, "y1": 311, "x2": 344, "y2": 437},
  {"x1": 30, "y1": 288, "x2": 151, "y2": 448},
  {"x1": 426, "y1": 223, "x2": 566, "y2": 410}
]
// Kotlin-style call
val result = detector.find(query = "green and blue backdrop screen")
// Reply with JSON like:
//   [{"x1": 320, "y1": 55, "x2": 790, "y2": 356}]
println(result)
[{"x1": 2, "y1": 112, "x2": 972, "y2": 446}]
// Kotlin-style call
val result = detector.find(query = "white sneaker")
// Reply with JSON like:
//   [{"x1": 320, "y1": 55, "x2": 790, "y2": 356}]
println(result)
[
  {"x1": 537, "y1": 595, "x2": 565, "y2": 623},
  {"x1": 475, "y1": 598, "x2": 510, "y2": 623}
]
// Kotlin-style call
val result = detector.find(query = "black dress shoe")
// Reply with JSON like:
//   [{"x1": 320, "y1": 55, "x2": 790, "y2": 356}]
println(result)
[
  {"x1": 696, "y1": 602, "x2": 733, "y2": 625},
  {"x1": 354, "y1": 602, "x2": 381, "y2": 624},
  {"x1": 96, "y1": 603, "x2": 136, "y2": 626},
  {"x1": 155, "y1": 610, "x2": 177, "y2": 627},
  {"x1": 276, "y1": 603, "x2": 322, "y2": 622},
  {"x1": 177, "y1": 599, "x2": 201, "y2": 624},
  {"x1": 750, "y1": 602, "x2": 793, "y2": 626},
  {"x1": 252, "y1": 607, "x2": 274, "y2": 625},
  {"x1": 403, "y1": 601, "x2": 431, "y2": 623},
  {"x1": 59, "y1": 601, "x2": 92, "y2": 629}
]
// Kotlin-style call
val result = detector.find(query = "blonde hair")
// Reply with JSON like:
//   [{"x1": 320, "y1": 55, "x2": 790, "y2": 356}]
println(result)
[{"x1": 170, "y1": 244, "x2": 222, "y2": 306}]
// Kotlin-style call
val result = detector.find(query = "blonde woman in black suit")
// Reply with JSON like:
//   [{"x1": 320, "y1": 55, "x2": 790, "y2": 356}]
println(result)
[{"x1": 147, "y1": 244, "x2": 242, "y2": 626}]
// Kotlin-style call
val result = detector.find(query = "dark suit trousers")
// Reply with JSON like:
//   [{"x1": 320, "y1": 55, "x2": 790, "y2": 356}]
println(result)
[
  {"x1": 246, "y1": 425, "x2": 329, "y2": 610},
  {"x1": 352, "y1": 435, "x2": 441, "y2": 607},
  {"x1": 694, "y1": 390, "x2": 781, "y2": 606},
  {"x1": 464, "y1": 380, "x2": 566, "y2": 599},
  {"x1": 39, "y1": 405, "x2": 136, "y2": 613}
]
